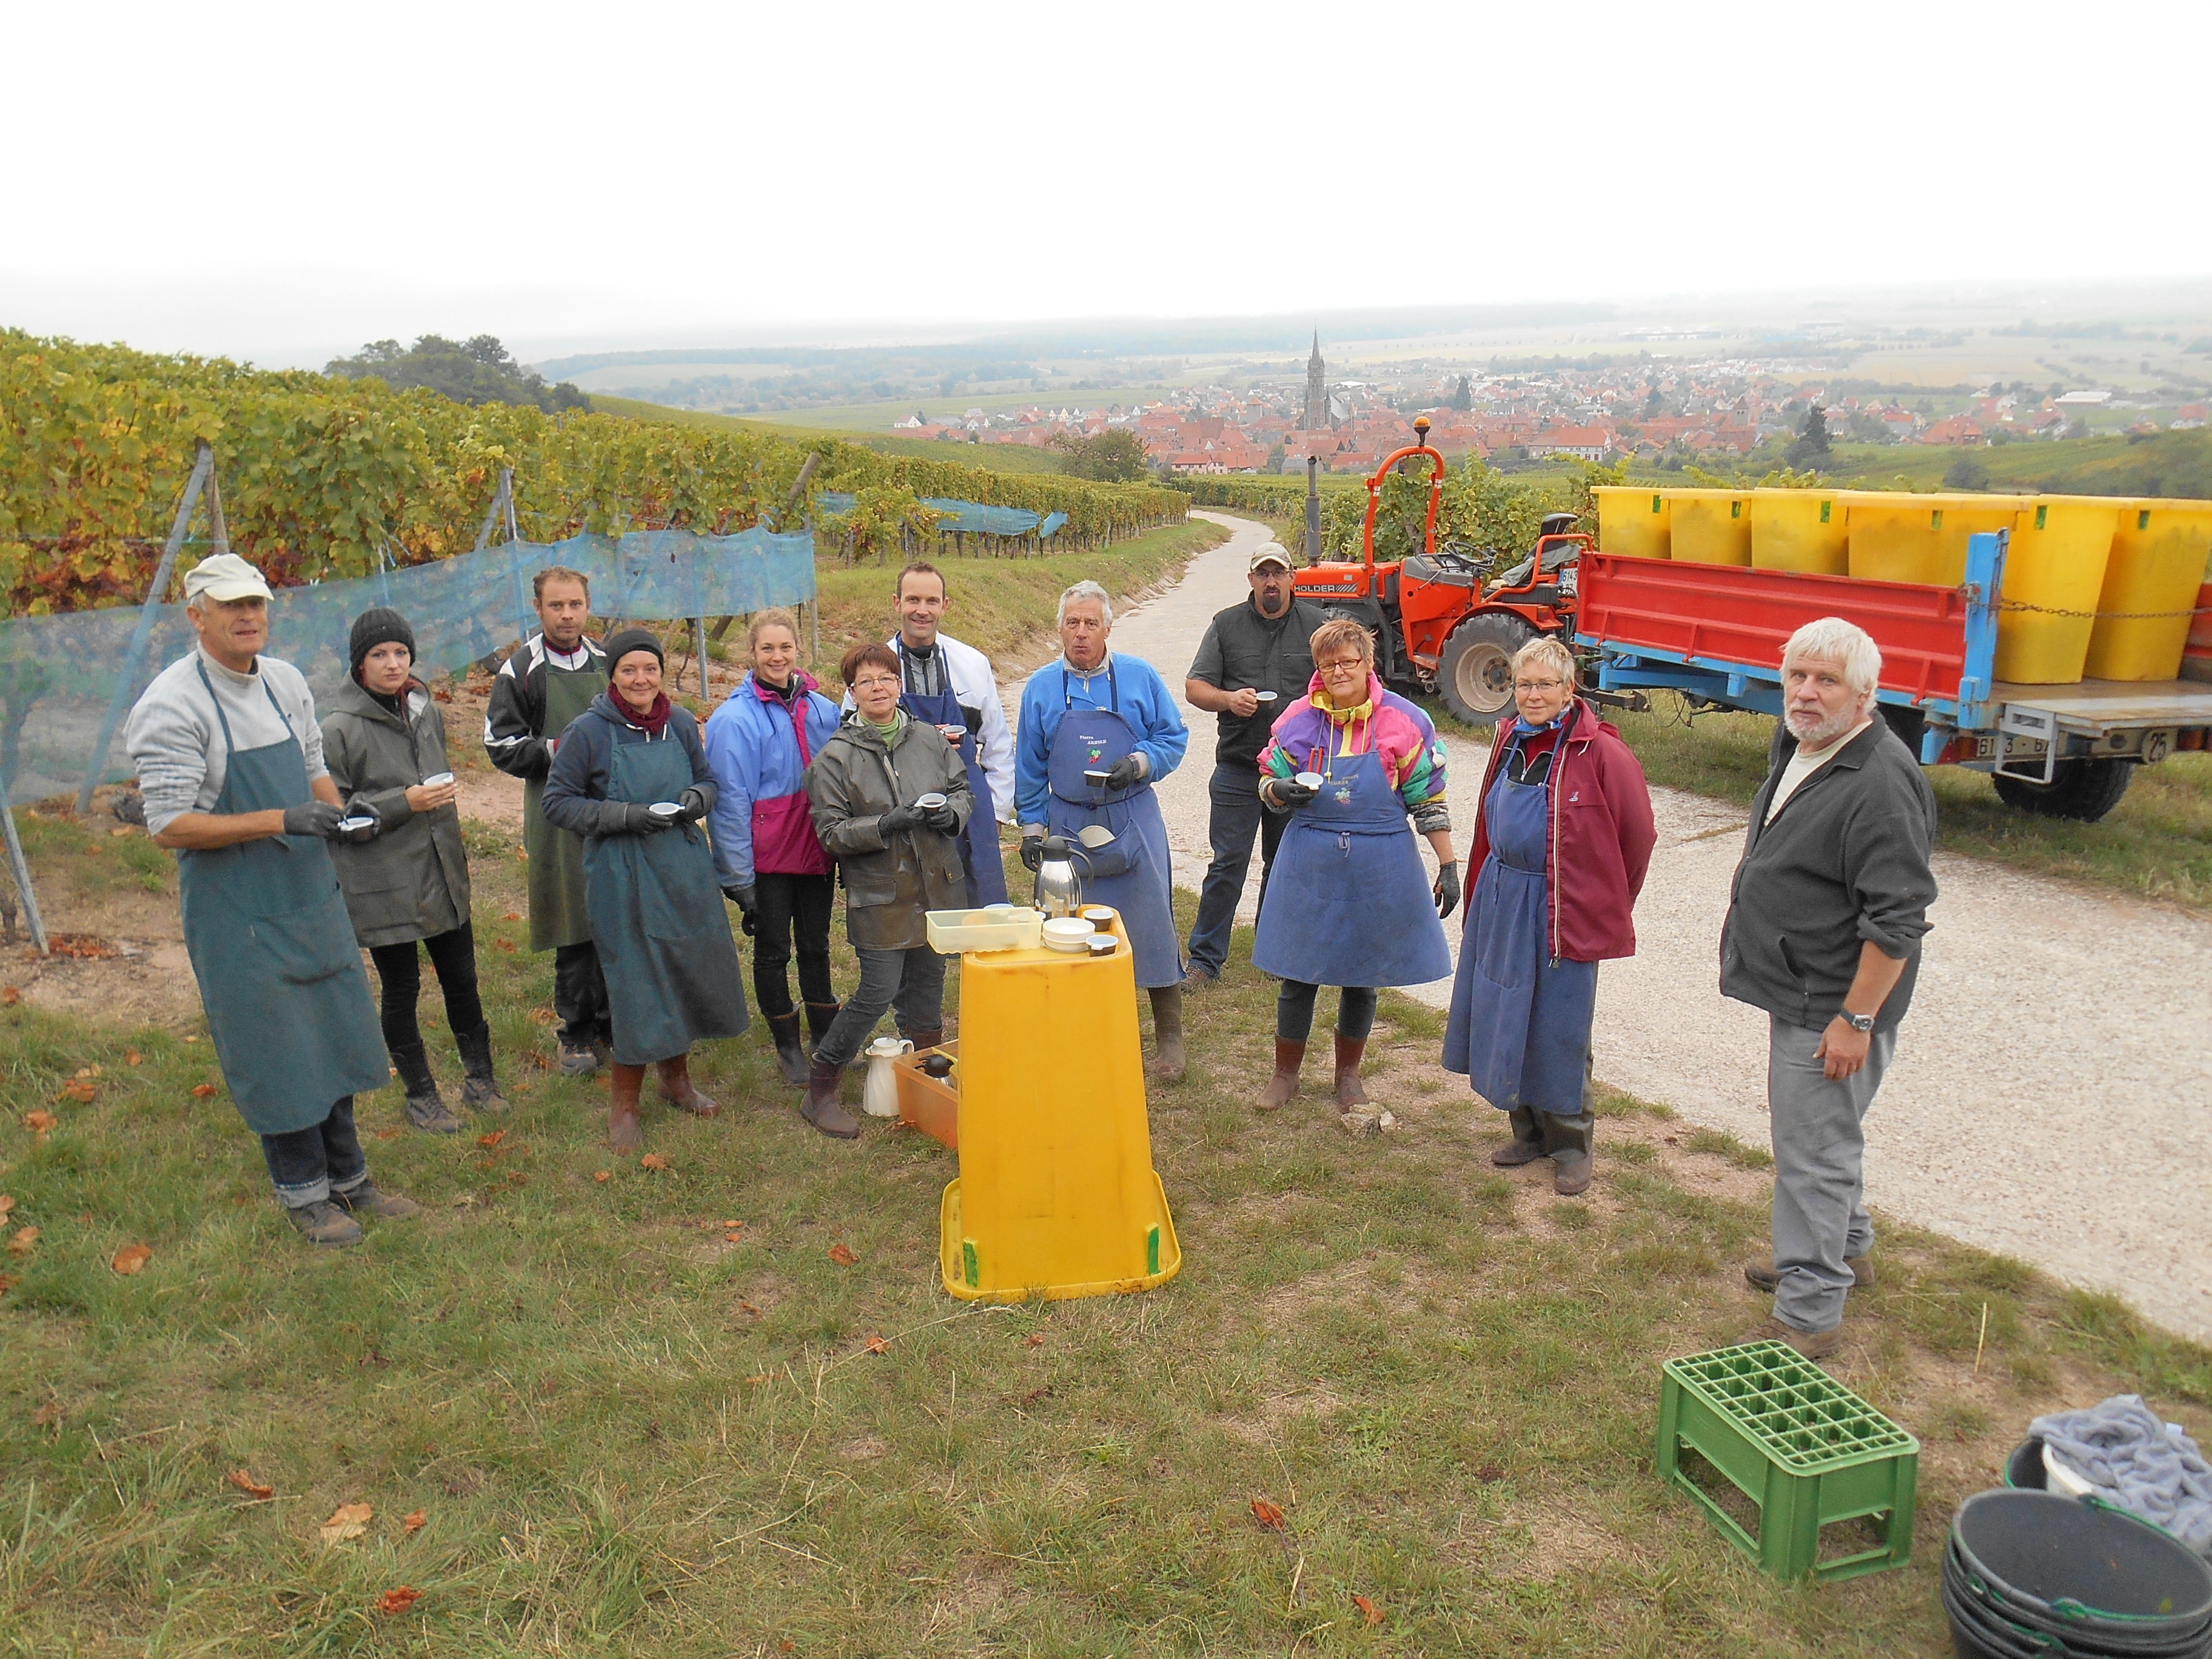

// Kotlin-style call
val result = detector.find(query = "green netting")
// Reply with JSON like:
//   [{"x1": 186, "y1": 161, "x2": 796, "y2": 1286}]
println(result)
[{"x1": 1, "y1": 527, "x2": 814, "y2": 805}]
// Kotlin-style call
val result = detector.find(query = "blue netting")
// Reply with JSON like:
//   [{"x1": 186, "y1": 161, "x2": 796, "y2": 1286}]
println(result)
[
  {"x1": 0, "y1": 527, "x2": 815, "y2": 805},
  {"x1": 815, "y1": 494, "x2": 1065, "y2": 537}
]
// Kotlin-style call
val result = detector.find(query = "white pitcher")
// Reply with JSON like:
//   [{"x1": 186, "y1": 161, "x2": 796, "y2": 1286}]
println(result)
[{"x1": 861, "y1": 1035, "x2": 911, "y2": 1118}]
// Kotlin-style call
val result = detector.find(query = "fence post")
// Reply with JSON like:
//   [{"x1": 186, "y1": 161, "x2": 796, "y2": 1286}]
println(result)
[
  {"x1": 76, "y1": 441, "x2": 216, "y2": 816},
  {"x1": 1, "y1": 800, "x2": 49, "y2": 957}
]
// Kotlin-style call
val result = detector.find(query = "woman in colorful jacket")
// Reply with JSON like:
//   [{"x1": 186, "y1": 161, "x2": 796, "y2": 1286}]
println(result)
[
  {"x1": 702, "y1": 609, "x2": 843, "y2": 1087},
  {"x1": 1441, "y1": 636, "x2": 1655, "y2": 1196},
  {"x1": 1252, "y1": 618, "x2": 1457, "y2": 1113}
]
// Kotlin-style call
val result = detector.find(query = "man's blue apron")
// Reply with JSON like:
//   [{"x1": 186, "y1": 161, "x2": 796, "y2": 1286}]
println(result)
[
  {"x1": 898, "y1": 640, "x2": 1007, "y2": 905},
  {"x1": 1441, "y1": 736, "x2": 1598, "y2": 1113},
  {"x1": 1044, "y1": 662, "x2": 1181, "y2": 988},
  {"x1": 580, "y1": 725, "x2": 750, "y2": 1065},
  {"x1": 1253, "y1": 743, "x2": 1450, "y2": 988},
  {"x1": 177, "y1": 661, "x2": 389, "y2": 1135}
]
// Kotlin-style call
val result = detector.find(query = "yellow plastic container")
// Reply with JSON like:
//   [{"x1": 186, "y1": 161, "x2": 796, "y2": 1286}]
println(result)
[
  {"x1": 1992, "y1": 498, "x2": 2119, "y2": 685},
  {"x1": 2083, "y1": 500, "x2": 2212, "y2": 681},
  {"x1": 1664, "y1": 489, "x2": 1752, "y2": 566},
  {"x1": 1750, "y1": 489, "x2": 1849, "y2": 575},
  {"x1": 1594, "y1": 486, "x2": 1671, "y2": 559},
  {"x1": 938, "y1": 910, "x2": 1181, "y2": 1303},
  {"x1": 1846, "y1": 494, "x2": 2027, "y2": 587}
]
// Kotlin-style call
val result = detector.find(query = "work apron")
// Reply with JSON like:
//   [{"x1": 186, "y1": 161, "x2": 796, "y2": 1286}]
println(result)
[
  {"x1": 1045, "y1": 665, "x2": 1181, "y2": 988},
  {"x1": 580, "y1": 728, "x2": 750, "y2": 1065},
  {"x1": 1253, "y1": 745, "x2": 1450, "y2": 988},
  {"x1": 1441, "y1": 748, "x2": 1598, "y2": 1114},
  {"x1": 524, "y1": 661, "x2": 604, "y2": 952},
  {"x1": 176, "y1": 663, "x2": 389, "y2": 1135},
  {"x1": 898, "y1": 643, "x2": 1007, "y2": 905}
]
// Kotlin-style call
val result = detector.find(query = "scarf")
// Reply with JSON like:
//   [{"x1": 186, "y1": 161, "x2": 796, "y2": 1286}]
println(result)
[
  {"x1": 866, "y1": 706, "x2": 908, "y2": 745},
  {"x1": 620, "y1": 691, "x2": 675, "y2": 737}
]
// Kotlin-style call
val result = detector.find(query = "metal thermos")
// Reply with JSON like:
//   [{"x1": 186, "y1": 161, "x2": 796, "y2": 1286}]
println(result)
[{"x1": 1033, "y1": 836, "x2": 1085, "y2": 918}]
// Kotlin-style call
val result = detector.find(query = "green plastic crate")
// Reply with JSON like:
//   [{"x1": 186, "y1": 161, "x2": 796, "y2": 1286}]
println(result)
[{"x1": 1657, "y1": 1341, "x2": 1919, "y2": 1581}]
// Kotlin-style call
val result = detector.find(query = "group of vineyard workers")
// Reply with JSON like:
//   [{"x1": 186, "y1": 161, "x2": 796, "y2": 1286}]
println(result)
[{"x1": 125, "y1": 537, "x2": 1936, "y2": 1359}]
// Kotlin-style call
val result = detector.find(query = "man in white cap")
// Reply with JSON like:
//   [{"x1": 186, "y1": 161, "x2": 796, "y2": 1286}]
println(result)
[
  {"x1": 1180, "y1": 541, "x2": 1326, "y2": 987},
  {"x1": 125, "y1": 553, "x2": 414, "y2": 1247}
]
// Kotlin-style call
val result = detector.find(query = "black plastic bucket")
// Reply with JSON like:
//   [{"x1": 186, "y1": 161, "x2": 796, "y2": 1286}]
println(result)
[
  {"x1": 1951, "y1": 1490, "x2": 2212, "y2": 1657},
  {"x1": 1942, "y1": 1555, "x2": 2060, "y2": 1658},
  {"x1": 2005, "y1": 1436, "x2": 2049, "y2": 1491}
]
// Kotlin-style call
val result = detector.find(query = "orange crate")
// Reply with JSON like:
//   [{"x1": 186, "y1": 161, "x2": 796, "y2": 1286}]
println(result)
[{"x1": 894, "y1": 1039, "x2": 958, "y2": 1150}]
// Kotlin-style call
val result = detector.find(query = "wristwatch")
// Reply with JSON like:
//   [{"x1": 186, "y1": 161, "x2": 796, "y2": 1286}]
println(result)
[{"x1": 1840, "y1": 1010, "x2": 1876, "y2": 1033}]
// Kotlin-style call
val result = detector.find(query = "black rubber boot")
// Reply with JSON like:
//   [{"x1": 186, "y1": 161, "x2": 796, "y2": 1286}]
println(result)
[
  {"x1": 805, "y1": 1000, "x2": 842, "y2": 1048},
  {"x1": 455, "y1": 1024, "x2": 508, "y2": 1114},
  {"x1": 392, "y1": 1042, "x2": 461, "y2": 1133},
  {"x1": 1491, "y1": 1105, "x2": 1548, "y2": 1167},
  {"x1": 765, "y1": 1011, "x2": 809, "y2": 1087},
  {"x1": 1545, "y1": 1111, "x2": 1595, "y2": 1196}
]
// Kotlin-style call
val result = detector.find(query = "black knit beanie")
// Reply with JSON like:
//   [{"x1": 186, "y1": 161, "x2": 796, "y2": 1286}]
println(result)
[
  {"x1": 349, "y1": 607, "x2": 415, "y2": 675},
  {"x1": 602, "y1": 628, "x2": 664, "y2": 670}
]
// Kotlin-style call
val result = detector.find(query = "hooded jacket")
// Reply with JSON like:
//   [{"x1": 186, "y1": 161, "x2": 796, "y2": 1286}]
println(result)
[
  {"x1": 318, "y1": 676, "x2": 471, "y2": 947},
  {"x1": 702, "y1": 670, "x2": 841, "y2": 886},
  {"x1": 805, "y1": 715, "x2": 973, "y2": 950}
]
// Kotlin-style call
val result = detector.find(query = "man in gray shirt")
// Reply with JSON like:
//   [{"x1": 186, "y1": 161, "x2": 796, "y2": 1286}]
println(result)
[{"x1": 126, "y1": 553, "x2": 416, "y2": 1247}]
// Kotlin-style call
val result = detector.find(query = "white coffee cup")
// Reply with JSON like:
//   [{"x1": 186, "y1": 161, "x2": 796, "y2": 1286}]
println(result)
[
  {"x1": 648, "y1": 801, "x2": 683, "y2": 819},
  {"x1": 915, "y1": 792, "x2": 948, "y2": 811},
  {"x1": 421, "y1": 771, "x2": 455, "y2": 788}
]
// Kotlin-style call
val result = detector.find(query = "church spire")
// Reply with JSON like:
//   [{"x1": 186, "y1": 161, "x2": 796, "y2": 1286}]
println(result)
[{"x1": 1304, "y1": 330, "x2": 1326, "y2": 432}]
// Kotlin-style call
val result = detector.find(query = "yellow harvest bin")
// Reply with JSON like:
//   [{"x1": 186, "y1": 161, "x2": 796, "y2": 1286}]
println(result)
[
  {"x1": 1594, "y1": 486, "x2": 1671, "y2": 558},
  {"x1": 1847, "y1": 494, "x2": 2027, "y2": 587},
  {"x1": 1664, "y1": 489, "x2": 1752, "y2": 566},
  {"x1": 1992, "y1": 498, "x2": 2119, "y2": 684},
  {"x1": 938, "y1": 910, "x2": 1181, "y2": 1303},
  {"x1": 1750, "y1": 489, "x2": 1849, "y2": 574},
  {"x1": 2083, "y1": 500, "x2": 2212, "y2": 681}
]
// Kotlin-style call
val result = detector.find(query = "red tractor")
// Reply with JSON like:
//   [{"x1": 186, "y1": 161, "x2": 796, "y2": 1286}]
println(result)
[{"x1": 1290, "y1": 415, "x2": 1590, "y2": 726}]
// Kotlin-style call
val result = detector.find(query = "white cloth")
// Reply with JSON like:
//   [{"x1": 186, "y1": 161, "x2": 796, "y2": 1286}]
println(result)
[
  {"x1": 124, "y1": 648, "x2": 326, "y2": 834},
  {"x1": 843, "y1": 631, "x2": 1016, "y2": 822},
  {"x1": 1765, "y1": 717, "x2": 1872, "y2": 825}
]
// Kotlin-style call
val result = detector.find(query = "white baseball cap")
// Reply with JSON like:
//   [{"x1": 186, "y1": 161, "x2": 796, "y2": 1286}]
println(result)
[
  {"x1": 182, "y1": 553, "x2": 272, "y2": 604},
  {"x1": 1247, "y1": 543, "x2": 1295, "y2": 572}
]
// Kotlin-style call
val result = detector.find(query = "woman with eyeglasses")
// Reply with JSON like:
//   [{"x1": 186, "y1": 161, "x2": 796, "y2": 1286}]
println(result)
[
  {"x1": 1442, "y1": 635, "x2": 1655, "y2": 1195},
  {"x1": 1250, "y1": 618, "x2": 1456, "y2": 1113}
]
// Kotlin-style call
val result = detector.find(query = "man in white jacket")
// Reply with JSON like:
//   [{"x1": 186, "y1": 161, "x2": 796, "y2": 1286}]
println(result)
[{"x1": 851, "y1": 561, "x2": 1015, "y2": 904}]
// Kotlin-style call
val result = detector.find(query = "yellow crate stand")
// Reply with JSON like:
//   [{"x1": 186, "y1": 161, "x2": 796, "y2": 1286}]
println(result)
[{"x1": 937, "y1": 910, "x2": 1182, "y2": 1302}]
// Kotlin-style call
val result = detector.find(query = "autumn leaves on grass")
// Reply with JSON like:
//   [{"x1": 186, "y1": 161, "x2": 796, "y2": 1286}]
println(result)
[
  {"x1": 1252, "y1": 1495, "x2": 1386, "y2": 1631},
  {"x1": 218, "y1": 1480, "x2": 431, "y2": 1620}
]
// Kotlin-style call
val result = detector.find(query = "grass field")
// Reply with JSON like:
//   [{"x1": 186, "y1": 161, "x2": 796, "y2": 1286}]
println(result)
[{"x1": 5, "y1": 830, "x2": 2210, "y2": 1657}]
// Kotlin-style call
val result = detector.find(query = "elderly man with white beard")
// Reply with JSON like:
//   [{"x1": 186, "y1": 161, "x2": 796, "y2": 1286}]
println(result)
[{"x1": 1721, "y1": 617, "x2": 1937, "y2": 1358}]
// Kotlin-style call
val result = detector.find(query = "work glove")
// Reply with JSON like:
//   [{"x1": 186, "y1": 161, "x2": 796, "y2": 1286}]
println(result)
[
  {"x1": 678, "y1": 784, "x2": 712, "y2": 823},
  {"x1": 723, "y1": 883, "x2": 759, "y2": 935},
  {"x1": 1265, "y1": 774, "x2": 1319, "y2": 809},
  {"x1": 281, "y1": 800, "x2": 345, "y2": 839},
  {"x1": 921, "y1": 801, "x2": 960, "y2": 834},
  {"x1": 1433, "y1": 860, "x2": 1461, "y2": 922},
  {"x1": 614, "y1": 802, "x2": 674, "y2": 835},
  {"x1": 1019, "y1": 828, "x2": 1047, "y2": 871},
  {"x1": 336, "y1": 800, "x2": 381, "y2": 844},
  {"x1": 1102, "y1": 753, "x2": 1147, "y2": 793},
  {"x1": 877, "y1": 802, "x2": 922, "y2": 837}
]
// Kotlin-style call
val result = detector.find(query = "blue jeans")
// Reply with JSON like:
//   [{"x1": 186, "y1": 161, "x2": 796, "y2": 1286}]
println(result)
[
  {"x1": 260, "y1": 1096, "x2": 367, "y2": 1208},
  {"x1": 814, "y1": 945, "x2": 947, "y2": 1067},
  {"x1": 1185, "y1": 762, "x2": 1285, "y2": 976}
]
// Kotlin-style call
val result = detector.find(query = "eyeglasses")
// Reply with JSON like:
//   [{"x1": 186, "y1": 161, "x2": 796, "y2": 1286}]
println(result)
[
  {"x1": 1515, "y1": 679, "x2": 1568, "y2": 692},
  {"x1": 853, "y1": 674, "x2": 900, "y2": 691}
]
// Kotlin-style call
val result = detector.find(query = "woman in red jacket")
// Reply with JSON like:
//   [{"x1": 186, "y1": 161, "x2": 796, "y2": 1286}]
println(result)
[{"x1": 1442, "y1": 637, "x2": 1655, "y2": 1195}]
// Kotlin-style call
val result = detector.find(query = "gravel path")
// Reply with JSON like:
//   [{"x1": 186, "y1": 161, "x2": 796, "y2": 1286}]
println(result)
[{"x1": 1041, "y1": 511, "x2": 2212, "y2": 1344}]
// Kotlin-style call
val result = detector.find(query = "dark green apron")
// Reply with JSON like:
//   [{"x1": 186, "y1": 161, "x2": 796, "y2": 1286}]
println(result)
[
  {"x1": 581, "y1": 724, "x2": 749, "y2": 1065},
  {"x1": 525, "y1": 660, "x2": 604, "y2": 951},
  {"x1": 178, "y1": 661, "x2": 390, "y2": 1135}
]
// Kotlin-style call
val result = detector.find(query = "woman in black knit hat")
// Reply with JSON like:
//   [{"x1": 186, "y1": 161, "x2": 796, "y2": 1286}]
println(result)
[{"x1": 320, "y1": 606, "x2": 505, "y2": 1132}]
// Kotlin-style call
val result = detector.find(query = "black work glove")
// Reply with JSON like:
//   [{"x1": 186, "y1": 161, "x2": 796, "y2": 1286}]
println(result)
[
  {"x1": 1102, "y1": 753, "x2": 1147, "y2": 792},
  {"x1": 1266, "y1": 775, "x2": 1319, "y2": 809},
  {"x1": 281, "y1": 800, "x2": 344, "y2": 839},
  {"x1": 337, "y1": 801, "x2": 381, "y2": 844},
  {"x1": 723, "y1": 883, "x2": 759, "y2": 934},
  {"x1": 678, "y1": 784, "x2": 711, "y2": 823},
  {"x1": 922, "y1": 802, "x2": 960, "y2": 834},
  {"x1": 1433, "y1": 860, "x2": 1461, "y2": 922},
  {"x1": 877, "y1": 803, "x2": 922, "y2": 837},
  {"x1": 614, "y1": 802, "x2": 674, "y2": 835},
  {"x1": 1019, "y1": 830, "x2": 1047, "y2": 871}
]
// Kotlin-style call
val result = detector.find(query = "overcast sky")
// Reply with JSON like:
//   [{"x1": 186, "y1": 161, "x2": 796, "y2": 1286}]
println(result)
[{"x1": 5, "y1": 0, "x2": 2208, "y2": 367}]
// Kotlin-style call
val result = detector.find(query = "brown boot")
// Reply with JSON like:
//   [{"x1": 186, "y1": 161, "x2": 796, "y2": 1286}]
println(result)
[
  {"x1": 1738, "y1": 1316, "x2": 1843, "y2": 1361},
  {"x1": 800, "y1": 1057, "x2": 860, "y2": 1139},
  {"x1": 1743, "y1": 1255, "x2": 1875, "y2": 1293},
  {"x1": 1546, "y1": 1111, "x2": 1595, "y2": 1196},
  {"x1": 608, "y1": 1062, "x2": 645, "y2": 1153},
  {"x1": 1491, "y1": 1105, "x2": 1549, "y2": 1167},
  {"x1": 1146, "y1": 985, "x2": 1186, "y2": 1082},
  {"x1": 1331, "y1": 1034, "x2": 1369, "y2": 1113},
  {"x1": 902, "y1": 1028, "x2": 944, "y2": 1052},
  {"x1": 656, "y1": 1053, "x2": 719, "y2": 1118},
  {"x1": 1256, "y1": 1039, "x2": 1305, "y2": 1111}
]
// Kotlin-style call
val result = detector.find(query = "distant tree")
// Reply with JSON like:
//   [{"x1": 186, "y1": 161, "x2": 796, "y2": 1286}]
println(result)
[
  {"x1": 327, "y1": 334, "x2": 589, "y2": 412},
  {"x1": 1942, "y1": 454, "x2": 1991, "y2": 489},
  {"x1": 2065, "y1": 418, "x2": 2093, "y2": 440},
  {"x1": 1450, "y1": 375, "x2": 1473, "y2": 412},
  {"x1": 1786, "y1": 403, "x2": 1832, "y2": 468},
  {"x1": 1644, "y1": 386, "x2": 1663, "y2": 415},
  {"x1": 1051, "y1": 429, "x2": 1150, "y2": 482}
]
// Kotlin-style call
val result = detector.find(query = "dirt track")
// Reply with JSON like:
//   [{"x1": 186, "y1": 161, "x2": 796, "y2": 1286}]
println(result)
[{"x1": 1090, "y1": 512, "x2": 2212, "y2": 1346}]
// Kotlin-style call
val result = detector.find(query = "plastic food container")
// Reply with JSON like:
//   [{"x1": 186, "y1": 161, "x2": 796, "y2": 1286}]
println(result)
[
  {"x1": 1993, "y1": 497, "x2": 2119, "y2": 684},
  {"x1": 925, "y1": 907, "x2": 1043, "y2": 954},
  {"x1": 1042, "y1": 917, "x2": 1094, "y2": 953},
  {"x1": 336, "y1": 816, "x2": 375, "y2": 835},
  {"x1": 1293, "y1": 770, "x2": 1324, "y2": 791},
  {"x1": 1663, "y1": 489, "x2": 1752, "y2": 566},
  {"x1": 1080, "y1": 906, "x2": 1116, "y2": 928},
  {"x1": 1593, "y1": 486, "x2": 1671, "y2": 559},
  {"x1": 1846, "y1": 494, "x2": 2026, "y2": 587},
  {"x1": 1087, "y1": 934, "x2": 1117, "y2": 957},
  {"x1": 1749, "y1": 490, "x2": 1848, "y2": 575},
  {"x1": 914, "y1": 791, "x2": 948, "y2": 810}
]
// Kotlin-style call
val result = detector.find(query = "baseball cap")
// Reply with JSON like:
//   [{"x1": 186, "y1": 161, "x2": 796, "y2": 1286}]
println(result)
[
  {"x1": 182, "y1": 552, "x2": 273, "y2": 604},
  {"x1": 1247, "y1": 543, "x2": 1294, "y2": 572}
]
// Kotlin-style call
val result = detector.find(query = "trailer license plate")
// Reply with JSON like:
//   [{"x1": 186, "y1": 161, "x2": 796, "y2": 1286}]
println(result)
[{"x1": 1558, "y1": 567, "x2": 1578, "y2": 595}]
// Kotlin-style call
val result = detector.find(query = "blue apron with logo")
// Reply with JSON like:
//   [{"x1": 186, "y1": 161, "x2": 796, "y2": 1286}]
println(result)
[
  {"x1": 1044, "y1": 662, "x2": 1181, "y2": 988},
  {"x1": 1253, "y1": 744, "x2": 1450, "y2": 988},
  {"x1": 898, "y1": 640, "x2": 1007, "y2": 906}
]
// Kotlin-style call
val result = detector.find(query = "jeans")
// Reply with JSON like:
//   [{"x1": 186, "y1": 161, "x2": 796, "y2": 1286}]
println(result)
[
  {"x1": 815, "y1": 944, "x2": 947, "y2": 1067},
  {"x1": 1766, "y1": 1015, "x2": 1897, "y2": 1334},
  {"x1": 369, "y1": 922, "x2": 484, "y2": 1053},
  {"x1": 1276, "y1": 981, "x2": 1378, "y2": 1044},
  {"x1": 554, "y1": 940, "x2": 611, "y2": 1047},
  {"x1": 751, "y1": 872, "x2": 836, "y2": 1019},
  {"x1": 1186, "y1": 762, "x2": 1286, "y2": 976},
  {"x1": 260, "y1": 1096, "x2": 367, "y2": 1208}
]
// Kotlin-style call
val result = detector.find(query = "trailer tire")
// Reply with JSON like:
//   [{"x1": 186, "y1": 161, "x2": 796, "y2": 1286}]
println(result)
[
  {"x1": 1437, "y1": 613, "x2": 1538, "y2": 727},
  {"x1": 1991, "y1": 757, "x2": 2134, "y2": 822}
]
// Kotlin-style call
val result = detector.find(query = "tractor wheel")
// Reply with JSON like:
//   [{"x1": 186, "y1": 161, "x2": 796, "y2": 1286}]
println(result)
[
  {"x1": 1991, "y1": 757, "x2": 2133, "y2": 822},
  {"x1": 1437, "y1": 613, "x2": 1538, "y2": 727}
]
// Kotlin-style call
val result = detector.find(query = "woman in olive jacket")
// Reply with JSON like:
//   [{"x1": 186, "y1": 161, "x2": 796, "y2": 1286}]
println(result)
[{"x1": 321, "y1": 608, "x2": 504, "y2": 1133}]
